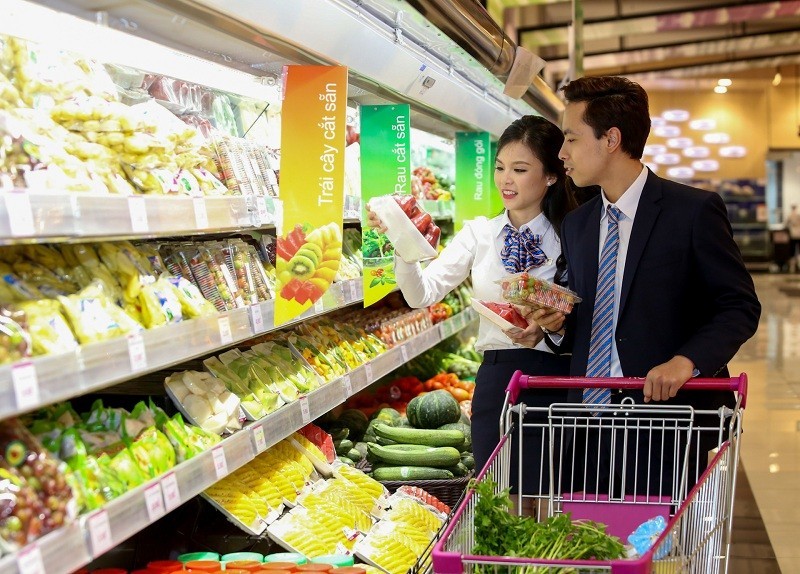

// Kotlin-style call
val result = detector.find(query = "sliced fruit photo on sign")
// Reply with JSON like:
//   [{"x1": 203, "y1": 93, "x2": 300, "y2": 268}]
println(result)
[{"x1": 276, "y1": 221, "x2": 342, "y2": 310}]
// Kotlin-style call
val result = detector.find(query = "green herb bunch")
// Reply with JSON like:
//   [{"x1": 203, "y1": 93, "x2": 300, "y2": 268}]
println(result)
[{"x1": 471, "y1": 477, "x2": 625, "y2": 569}]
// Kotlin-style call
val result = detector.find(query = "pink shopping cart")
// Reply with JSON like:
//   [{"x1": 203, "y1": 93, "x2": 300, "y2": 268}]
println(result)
[{"x1": 432, "y1": 370, "x2": 747, "y2": 574}]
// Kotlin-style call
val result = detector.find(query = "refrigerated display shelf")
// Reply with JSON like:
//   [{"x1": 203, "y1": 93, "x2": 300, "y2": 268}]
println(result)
[
  {"x1": 421, "y1": 199, "x2": 455, "y2": 221},
  {"x1": 0, "y1": 308, "x2": 476, "y2": 574},
  {"x1": 0, "y1": 193, "x2": 283, "y2": 244},
  {"x1": 0, "y1": 278, "x2": 366, "y2": 419}
]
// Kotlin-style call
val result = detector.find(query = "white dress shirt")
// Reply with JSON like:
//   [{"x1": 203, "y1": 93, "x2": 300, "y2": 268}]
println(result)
[
  {"x1": 598, "y1": 165, "x2": 648, "y2": 377},
  {"x1": 395, "y1": 211, "x2": 562, "y2": 353}
]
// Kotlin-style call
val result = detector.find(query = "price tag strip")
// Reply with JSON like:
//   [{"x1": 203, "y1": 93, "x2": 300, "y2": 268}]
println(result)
[
  {"x1": 144, "y1": 482, "x2": 166, "y2": 523},
  {"x1": 299, "y1": 395, "x2": 311, "y2": 424},
  {"x1": 128, "y1": 196, "x2": 149, "y2": 233},
  {"x1": 193, "y1": 197, "x2": 209, "y2": 229},
  {"x1": 127, "y1": 332, "x2": 147, "y2": 372},
  {"x1": 218, "y1": 316, "x2": 233, "y2": 344},
  {"x1": 342, "y1": 374, "x2": 353, "y2": 400},
  {"x1": 12, "y1": 362, "x2": 40, "y2": 411},
  {"x1": 87, "y1": 510, "x2": 113, "y2": 557},
  {"x1": 17, "y1": 544, "x2": 45, "y2": 574},
  {"x1": 6, "y1": 192, "x2": 35, "y2": 237},
  {"x1": 161, "y1": 471, "x2": 181, "y2": 512},
  {"x1": 212, "y1": 446, "x2": 228, "y2": 479},
  {"x1": 252, "y1": 425, "x2": 267, "y2": 453},
  {"x1": 249, "y1": 304, "x2": 265, "y2": 333}
]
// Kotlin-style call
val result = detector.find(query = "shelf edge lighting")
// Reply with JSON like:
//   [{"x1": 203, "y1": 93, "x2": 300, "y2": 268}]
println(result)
[{"x1": 0, "y1": 0, "x2": 279, "y2": 103}]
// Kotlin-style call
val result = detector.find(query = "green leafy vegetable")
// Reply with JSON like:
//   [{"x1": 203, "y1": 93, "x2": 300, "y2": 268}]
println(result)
[{"x1": 471, "y1": 477, "x2": 626, "y2": 569}]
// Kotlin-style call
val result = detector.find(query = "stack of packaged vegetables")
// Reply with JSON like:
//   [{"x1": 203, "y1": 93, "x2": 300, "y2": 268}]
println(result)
[
  {"x1": 24, "y1": 399, "x2": 219, "y2": 513},
  {"x1": 336, "y1": 228, "x2": 363, "y2": 281}
]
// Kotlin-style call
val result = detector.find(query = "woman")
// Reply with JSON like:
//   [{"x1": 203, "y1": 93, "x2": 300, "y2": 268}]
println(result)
[{"x1": 369, "y1": 115, "x2": 577, "y2": 496}]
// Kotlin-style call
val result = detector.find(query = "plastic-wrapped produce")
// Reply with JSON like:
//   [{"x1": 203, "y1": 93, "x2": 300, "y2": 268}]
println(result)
[
  {"x1": 58, "y1": 280, "x2": 144, "y2": 344},
  {"x1": 0, "y1": 306, "x2": 31, "y2": 365},
  {"x1": 17, "y1": 299, "x2": 78, "y2": 356},
  {"x1": 166, "y1": 275, "x2": 218, "y2": 318},
  {"x1": 0, "y1": 419, "x2": 77, "y2": 552}
]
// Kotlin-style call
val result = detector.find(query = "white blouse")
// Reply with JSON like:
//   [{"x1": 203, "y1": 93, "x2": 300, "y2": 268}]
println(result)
[{"x1": 394, "y1": 212, "x2": 561, "y2": 352}]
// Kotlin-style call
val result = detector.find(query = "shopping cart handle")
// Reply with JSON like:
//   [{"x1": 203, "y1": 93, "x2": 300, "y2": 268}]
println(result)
[{"x1": 506, "y1": 370, "x2": 748, "y2": 408}]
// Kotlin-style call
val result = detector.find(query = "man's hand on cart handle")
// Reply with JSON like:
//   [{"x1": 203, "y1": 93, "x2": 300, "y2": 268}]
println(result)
[{"x1": 644, "y1": 355, "x2": 695, "y2": 402}]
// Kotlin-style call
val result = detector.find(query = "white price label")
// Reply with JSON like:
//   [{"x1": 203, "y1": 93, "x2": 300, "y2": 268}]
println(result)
[
  {"x1": 128, "y1": 196, "x2": 148, "y2": 233},
  {"x1": 342, "y1": 374, "x2": 353, "y2": 399},
  {"x1": 212, "y1": 446, "x2": 228, "y2": 478},
  {"x1": 401, "y1": 344, "x2": 410, "y2": 363},
  {"x1": 348, "y1": 280, "x2": 359, "y2": 301},
  {"x1": 252, "y1": 425, "x2": 267, "y2": 453},
  {"x1": 218, "y1": 316, "x2": 233, "y2": 344},
  {"x1": 88, "y1": 510, "x2": 113, "y2": 557},
  {"x1": 127, "y1": 333, "x2": 147, "y2": 372},
  {"x1": 17, "y1": 544, "x2": 45, "y2": 574},
  {"x1": 256, "y1": 197, "x2": 270, "y2": 226},
  {"x1": 12, "y1": 362, "x2": 39, "y2": 411},
  {"x1": 160, "y1": 472, "x2": 180, "y2": 512},
  {"x1": 314, "y1": 299, "x2": 324, "y2": 314},
  {"x1": 6, "y1": 192, "x2": 35, "y2": 236},
  {"x1": 299, "y1": 395, "x2": 311, "y2": 424},
  {"x1": 144, "y1": 482, "x2": 165, "y2": 522},
  {"x1": 364, "y1": 363, "x2": 374, "y2": 383},
  {"x1": 249, "y1": 304, "x2": 265, "y2": 333},
  {"x1": 193, "y1": 197, "x2": 209, "y2": 228}
]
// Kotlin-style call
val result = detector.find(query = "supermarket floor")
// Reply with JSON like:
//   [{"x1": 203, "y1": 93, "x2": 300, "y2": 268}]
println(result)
[{"x1": 730, "y1": 273, "x2": 800, "y2": 574}]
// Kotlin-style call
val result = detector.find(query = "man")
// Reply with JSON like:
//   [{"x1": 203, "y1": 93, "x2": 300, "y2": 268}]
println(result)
[{"x1": 535, "y1": 76, "x2": 761, "y2": 496}]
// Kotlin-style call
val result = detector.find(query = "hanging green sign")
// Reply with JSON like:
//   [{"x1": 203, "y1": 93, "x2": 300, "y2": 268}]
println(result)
[
  {"x1": 455, "y1": 132, "x2": 492, "y2": 231},
  {"x1": 360, "y1": 104, "x2": 411, "y2": 307},
  {"x1": 489, "y1": 139, "x2": 503, "y2": 217}
]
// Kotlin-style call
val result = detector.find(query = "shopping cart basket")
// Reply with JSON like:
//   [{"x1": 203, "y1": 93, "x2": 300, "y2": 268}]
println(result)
[{"x1": 432, "y1": 371, "x2": 747, "y2": 574}]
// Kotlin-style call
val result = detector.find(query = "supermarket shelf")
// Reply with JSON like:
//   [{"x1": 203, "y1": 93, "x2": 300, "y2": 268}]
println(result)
[
  {"x1": 0, "y1": 279, "x2": 364, "y2": 419},
  {"x1": 0, "y1": 192, "x2": 285, "y2": 244},
  {"x1": 0, "y1": 308, "x2": 477, "y2": 574},
  {"x1": 421, "y1": 199, "x2": 455, "y2": 221}
]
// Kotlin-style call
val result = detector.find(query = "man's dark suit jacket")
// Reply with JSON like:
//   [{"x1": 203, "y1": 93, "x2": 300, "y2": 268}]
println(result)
[{"x1": 558, "y1": 169, "x2": 760, "y2": 410}]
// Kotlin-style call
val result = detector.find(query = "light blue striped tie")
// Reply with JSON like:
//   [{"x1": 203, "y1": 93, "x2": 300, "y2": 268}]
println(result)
[{"x1": 584, "y1": 205, "x2": 621, "y2": 414}]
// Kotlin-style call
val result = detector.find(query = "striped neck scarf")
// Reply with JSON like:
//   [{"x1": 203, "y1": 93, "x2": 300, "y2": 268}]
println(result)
[{"x1": 500, "y1": 224, "x2": 548, "y2": 273}]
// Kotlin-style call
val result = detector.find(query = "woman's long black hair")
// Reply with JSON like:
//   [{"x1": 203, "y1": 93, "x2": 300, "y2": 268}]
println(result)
[{"x1": 496, "y1": 115, "x2": 577, "y2": 285}]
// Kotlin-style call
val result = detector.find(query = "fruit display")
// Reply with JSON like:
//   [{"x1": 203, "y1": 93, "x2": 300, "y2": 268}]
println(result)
[
  {"x1": 0, "y1": 305, "x2": 31, "y2": 365},
  {"x1": 411, "y1": 166, "x2": 453, "y2": 202},
  {"x1": 472, "y1": 299, "x2": 529, "y2": 331},
  {"x1": 277, "y1": 222, "x2": 343, "y2": 306},
  {"x1": 497, "y1": 271, "x2": 582, "y2": 313},
  {"x1": 164, "y1": 370, "x2": 244, "y2": 434},
  {"x1": 335, "y1": 228, "x2": 363, "y2": 282},
  {"x1": 0, "y1": 419, "x2": 77, "y2": 553},
  {"x1": 210, "y1": 133, "x2": 279, "y2": 197},
  {"x1": 392, "y1": 194, "x2": 441, "y2": 250}
]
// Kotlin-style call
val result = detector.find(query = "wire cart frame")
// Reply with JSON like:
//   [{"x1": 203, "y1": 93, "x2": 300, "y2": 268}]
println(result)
[{"x1": 432, "y1": 371, "x2": 747, "y2": 574}]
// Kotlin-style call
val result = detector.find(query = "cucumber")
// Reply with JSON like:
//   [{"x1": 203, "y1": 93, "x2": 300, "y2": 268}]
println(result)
[
  {"x1": 367, "y1": 443, "x2": 461, "y2": 468},
  {"x1": 338, "y1": 456, "x2": 355, "y2": 467},
  {"x1": 445, "y1": 462, "x2": 469, "y2": 477},
  {"x1": 345, "y1": 448, "x2": 363, "y2": 462},
  {"x1": 375, "y1": 435, "x2": 398, "y2": 446},
  {"x1": 372, "y1": 466, "x2": 455, "y2": 481},
  {"x1": 373, "y1": 423, "x2": 465, "y2": 448},
  {"x1": 330, "y1": 427, "x2": 350, "y2": 441},
  {"x1": 460, "y1": 452, "x2": 475, "y2": 470},
  {"x1": 334, "y1": 438, "x2": 354, "y2": 454},
  {"x1": 377, "y1": 443, "x2": 435, "y2": 452}
]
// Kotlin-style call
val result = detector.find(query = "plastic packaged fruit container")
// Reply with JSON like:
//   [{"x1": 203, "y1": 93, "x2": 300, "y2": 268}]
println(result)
[
  {"x1": 295, "y1": 565, "x2": 333, "y2": 573},
  {"x1": 496, "y1": 272, "x2": 581, "y2": 313},
  {"x1": 259, "y1": 562, "x2": 300, "y2": 571},
  {"x1": 367, "y1": 195, "x2": 438, "y2": 263},
  {"x1": 179, "y1": 552, "x2": 221, "y2": 562},
  {"x1": 221, "y1": 552, "x2": 265, "y2": 563}
]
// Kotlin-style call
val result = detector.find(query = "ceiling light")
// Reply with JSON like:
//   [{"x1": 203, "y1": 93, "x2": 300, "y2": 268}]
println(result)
[
  {"x1": 719, "y1": 145, "x2": 747, "y2": 158},
  {"x1": 667, "y1": 137, "x2": 693, "y2": 149},
  {"x1": 703, "y1": 132, "x2": 731, "y2": 144},
  {"x1": 714, "y1": 85, "x2": 728, "y2": 94},
  {"x1": 666, "y1": 166, "x2": 695, "y2": 179},
  {"x1": 662, "y1": 110, "x2": 690, "y2": 122},
  {"x1": 643, "y1": 144, "x2": 667, "y2": 156},
  {"x1": 654, "y1": 125, "x2": 681, "y2": 138},
  {"x1": 691, "y1": 159, "x2": 719, "y2": 172},
  {"x1": 718, "y1": 79, "x2": 732, "y2": 87},
  {"x1": 689, "y1": 119, "x2": 716, "y2": 130},
  {"x1": 684, "y1": 146, "x2": 710, "y2": 158},
  {"x1": 773, "y1": 71, "x2": 782, "y2": 86},
  {"x1": 654, "y1": 153, "x2": 681, "y2": 165}
]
